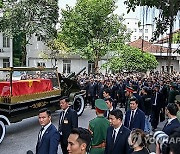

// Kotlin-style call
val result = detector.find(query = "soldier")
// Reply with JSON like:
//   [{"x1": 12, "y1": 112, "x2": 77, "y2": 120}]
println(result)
[{"x1": 88, "y1": 99, "x2": 110, "y2": 154}]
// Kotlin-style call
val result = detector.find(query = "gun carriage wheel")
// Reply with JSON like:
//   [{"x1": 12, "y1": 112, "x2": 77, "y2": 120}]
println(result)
[{"x1": 0, "y1": 121, "x2": 6, "y2": 144}]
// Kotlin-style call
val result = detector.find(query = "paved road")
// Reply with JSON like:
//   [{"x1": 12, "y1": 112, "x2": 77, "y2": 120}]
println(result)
[
  {"x1": 0, "y1": 105, "x2": 96, "y2": 154},
  {"x1": 0, "y1": 106, "x2": 165, "y2": 154}
]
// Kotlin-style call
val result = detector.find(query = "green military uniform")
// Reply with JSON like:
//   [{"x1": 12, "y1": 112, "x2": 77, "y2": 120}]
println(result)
[
  {"x1": 89, "y1": 99, "x2": 110, "y2": 154},
  {"x1": 168, "y1": 82, "x2": 179, "y2": 104},
  {"x1": 177, "y1": 110, "x2": 180, "y2": 122},
  {"x1": 175, "y1": 95, "x2": 180, "y2": 122}
]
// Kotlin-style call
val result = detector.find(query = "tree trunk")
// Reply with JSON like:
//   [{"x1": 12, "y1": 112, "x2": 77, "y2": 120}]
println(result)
[
  {"x1": 21, "y1": 46, "x2": 27, "y2": 66},
  {"x1": 94, "y1": 58, "x2": 99, "y2": 74},
  {"x1": 167, "y1": 3, "x2": 174, "y2": 74}
]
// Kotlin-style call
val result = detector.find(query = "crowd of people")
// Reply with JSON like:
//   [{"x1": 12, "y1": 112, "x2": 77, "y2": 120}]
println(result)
[{"x1": 34, "y1": 71, "x2": 180, "y2": 154}]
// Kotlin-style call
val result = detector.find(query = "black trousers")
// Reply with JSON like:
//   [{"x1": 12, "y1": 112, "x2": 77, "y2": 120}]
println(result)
[
  {"x1": 151, "y1": 105, "x2": 160, "y2": 129},
  {"x1": 61, "y1": 141, "x2": 68, "y2": 154}
]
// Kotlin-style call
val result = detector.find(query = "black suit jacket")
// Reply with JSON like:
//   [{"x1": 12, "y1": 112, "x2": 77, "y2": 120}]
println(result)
[
  {"x1": 59, "y1": 107, "x2": 78, "y2": 144},
  {"x1": 87, "y1": 82, "x2": 97, "y2": 97},
  {"x1": 36, "y1": 124, "x2": 60, "y2": 154},
  {"x1": 151, "y1": 91, "x2": 163, "y2": 109},
  {"x1": 124, "y1": 108, "x2": 145, "y2": 131},
  {"x1": 105, "y1": 125, "x2": 130, "y2": 154},
  {"x1": 162, "y1": 118, "x2": 180, "y2": 135},
  {"x1": 133, "y1": 93, "x2": 145, "y2": 112}
]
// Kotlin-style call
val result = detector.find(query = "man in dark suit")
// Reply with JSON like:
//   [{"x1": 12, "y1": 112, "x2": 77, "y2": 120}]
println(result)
[
  {"x1": 36, "y1": 108, "x2": 60, "y2": 154},
  {"x1": 124, "y1": 96, "x2": 145, "y2": 131},
  {"x1": 151, "y1": 84, "x2": 163, "y2": 131},
  {"x1": 162, "y1": 103, "x2": 180, "y2": 135},
  {"x1": 105, "y1": 109, "x2": 131, "y2": 154},
  {"x1": 86, "y1": 78, "x2": 97, "y2": 109},
  {"x1": 104, "y1": 98, "x2": 114, "y2": 119},
  {"x1": 58, "y1": 96, "x2": 78, "y2": 154},
  {"x1": 132, "y1": 84, "x2": 145, "y2": 112}
]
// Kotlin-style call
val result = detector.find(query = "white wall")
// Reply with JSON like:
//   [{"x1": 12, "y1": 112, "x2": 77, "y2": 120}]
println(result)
[
  {"x1": 0, "y1": 32, "x2": 13, "y2": 67},
  {"x1": 155, "y1": 58, "x2": 179, "y2": 72},
  {"x1": 124, "y1": 18, "x2": 153, "y2": 42}
]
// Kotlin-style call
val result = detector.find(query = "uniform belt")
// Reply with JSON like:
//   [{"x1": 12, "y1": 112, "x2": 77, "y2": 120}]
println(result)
[{"x1": 91, "y1": 142, "x2": 106, "y2": 148}]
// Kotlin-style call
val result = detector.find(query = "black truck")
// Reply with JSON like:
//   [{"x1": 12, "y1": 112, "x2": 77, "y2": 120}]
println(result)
[{"x1": 0, "y1": 67, "x2": 86, "y2": 143}]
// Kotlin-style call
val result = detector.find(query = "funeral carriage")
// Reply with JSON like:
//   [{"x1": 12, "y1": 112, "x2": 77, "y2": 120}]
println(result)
[{"x1": 0, "y1": 67, "x2": 86, "y2": 143}]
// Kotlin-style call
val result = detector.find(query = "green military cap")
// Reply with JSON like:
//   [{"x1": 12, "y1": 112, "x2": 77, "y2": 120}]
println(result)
[
  {"x1": 95, "y1": 99, "x2": 108, "y2": 110},
  {"x1": 170, "y1": 82, "x2": 176, "y2": 88},
  {"x1": 175, "y1": 95, "x2": 180, "y2": 102}
]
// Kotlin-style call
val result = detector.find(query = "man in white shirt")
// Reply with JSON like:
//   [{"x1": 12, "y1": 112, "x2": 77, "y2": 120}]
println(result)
[
  {"x1": 36, "y1": 108, "x2": 60, "y2": 154},
  {"x1": 162, "y1": 103, "x2": 180, "y2": 135},
  {"x1": 104, "y1": 98, "x2": 114, "y2": 119},
  {"x1": 105, "y1": 109, "x2": 131, "y2": 154}
]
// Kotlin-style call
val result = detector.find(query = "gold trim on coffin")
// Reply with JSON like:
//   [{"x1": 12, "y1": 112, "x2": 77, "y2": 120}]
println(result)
[{"x1": 0, "y1": 89, "x2": 61, "y2": 104}]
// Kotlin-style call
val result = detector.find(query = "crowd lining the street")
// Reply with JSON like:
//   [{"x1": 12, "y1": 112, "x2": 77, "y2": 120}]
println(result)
[{"x1": 35, "y1": 71, "x2": 180, "y2": 154}]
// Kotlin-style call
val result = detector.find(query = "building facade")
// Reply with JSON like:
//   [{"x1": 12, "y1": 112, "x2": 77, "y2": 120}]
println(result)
[{"x1": 123, "y1": 18, "x2": 153, "y2": 42}]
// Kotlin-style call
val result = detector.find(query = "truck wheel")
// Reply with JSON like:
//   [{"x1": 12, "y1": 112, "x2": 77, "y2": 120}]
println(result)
[
  {"x1": 0, "y1": 121, "x2": 6, "y2": 144},
  {"x1": 73, "y1": 95, "x2": 85, "y2": 116}
]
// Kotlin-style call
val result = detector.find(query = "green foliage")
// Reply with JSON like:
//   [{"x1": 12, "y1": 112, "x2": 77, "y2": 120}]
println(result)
[
  {"x1": 103, "y1": 45, "x2": 158, "y2": 72},
  {"x1": 59, "y1": 0, "x2": 130, "y2": 72},
  {"x1": 0, "y1": 0, "x2": 3, "y2": 8},
  {"x1": 124, "y1": 0, "x2": 180, "y2": 41},
  {"x1": 13, "y1": 32, "x2": 26, "y2": 66},
  {"x1": 0, "y1": 0, "x2": 59, "y2": 66},
  {"x1": 41, "y1": 37, "x2": 70, "y2": 67},
  {"x1": 172, "y1": 32, "x2": 180, "y2": 44}
]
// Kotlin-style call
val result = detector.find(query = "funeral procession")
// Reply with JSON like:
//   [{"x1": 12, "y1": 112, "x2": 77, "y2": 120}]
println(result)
[{"x1": 0, "y1": 0, "x2": 180, "y2": 154}]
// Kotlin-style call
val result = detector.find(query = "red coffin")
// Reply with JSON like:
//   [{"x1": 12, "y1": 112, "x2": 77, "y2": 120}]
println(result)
[{"x1": 0, "y1": 79, "x2": 53, "y2": 96}]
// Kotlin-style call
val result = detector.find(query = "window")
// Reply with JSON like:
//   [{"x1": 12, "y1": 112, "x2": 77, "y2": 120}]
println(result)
[
  {"x1": 145, "y1": 29, "x2": 148, "y2": 33},
  {"x1": 3, "y1": 35, "x2": 10, "y2": 47},
  {"x1": 166, "y1": 66, "x2": 169, "y2": 72},
  {"x1": 37, "y1": 35, "x2": 43, "y2": 41},
  {"x1": 162, "y1": 66, "x2": 164, "y2": 72},
  {"x1": 37, "y1": 62, "x2": 46, "y2": 67},
  {"x1": 139, "y1": 29, "x2": 142, "y2": 32},
  {"x1": 134, "y1": 29, "x2": 137, "y2": 32},
  {"x1": 145, "y1": 36, "x2": 148, "y2": 40},
  {"x1": 63, "y1": 60, "x2": 71, "y2": 74},
  {"x1": 134, "y1": 36, "x2": 137, "y2": 40},
  {"x1": 88, "y1": 62, "x2": 95, "y2": 74},
  {"x1": 170, "y1": 66, "x2": 173, "y2": 73},
  {"x1": 3, "y1": 58, "x2": 10, "y2": 68}
]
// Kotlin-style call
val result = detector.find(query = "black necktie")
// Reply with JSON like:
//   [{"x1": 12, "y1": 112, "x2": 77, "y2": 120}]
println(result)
[
  {"x1": 38, "y1": 127, "x2": 44, "y2": 143},
  {"x1": 129, "y1": 110, "x2": 134, "y2": 130},
  {"x1": 58, "y1": 111, "x2": 65, "y2": 132},
  {"x1": 112, "y1": 129, "x2": 116, "y2": 143}
]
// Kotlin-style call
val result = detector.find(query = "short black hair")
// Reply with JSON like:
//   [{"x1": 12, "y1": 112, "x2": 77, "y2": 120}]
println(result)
[
  {"x1": 167, "y1": 103, "x2": 178, "y2": 116},
  {"x1": 103, "y1": 88, "x2": 111, "y2": 94},
  {"x1": 70, "y1": 127, "x2": 92, "y2": 152},
  {"x1": 110, "y1": 109, "x2": 123, "y2": 121},
  {"x1": 130, "y1": 96, "x2": 139, "y2": 104},
  {"x1": 60, "y1": 96, "x2": 70, "y2": 103},
  {"x1": 39, "y1": 108, "x2": 51, "y2": 116},
  {"x1": 105, "y1": 97, "x2": 113, "y2": 103}
]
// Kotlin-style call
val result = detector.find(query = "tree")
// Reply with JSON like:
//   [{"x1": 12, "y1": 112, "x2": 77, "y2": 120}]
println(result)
[
  {"x1": 103, "y1": 45, "x2": 158, "y2": 72},
  {"x1": 124, "y1": 0, "x2": 180, "y2": 73},
  {"x1": 40, "y1": 37, "x2": 69, "y2": 68},
  {"x1": 59, "y1": 0, "x2": 130, "y2": 73},
  {"x1": 124, "y1": 0, "x2": 180, "y2": 40},
  {"x1": 0, "y1": 0, "x2": 59, "y2": 66}
]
